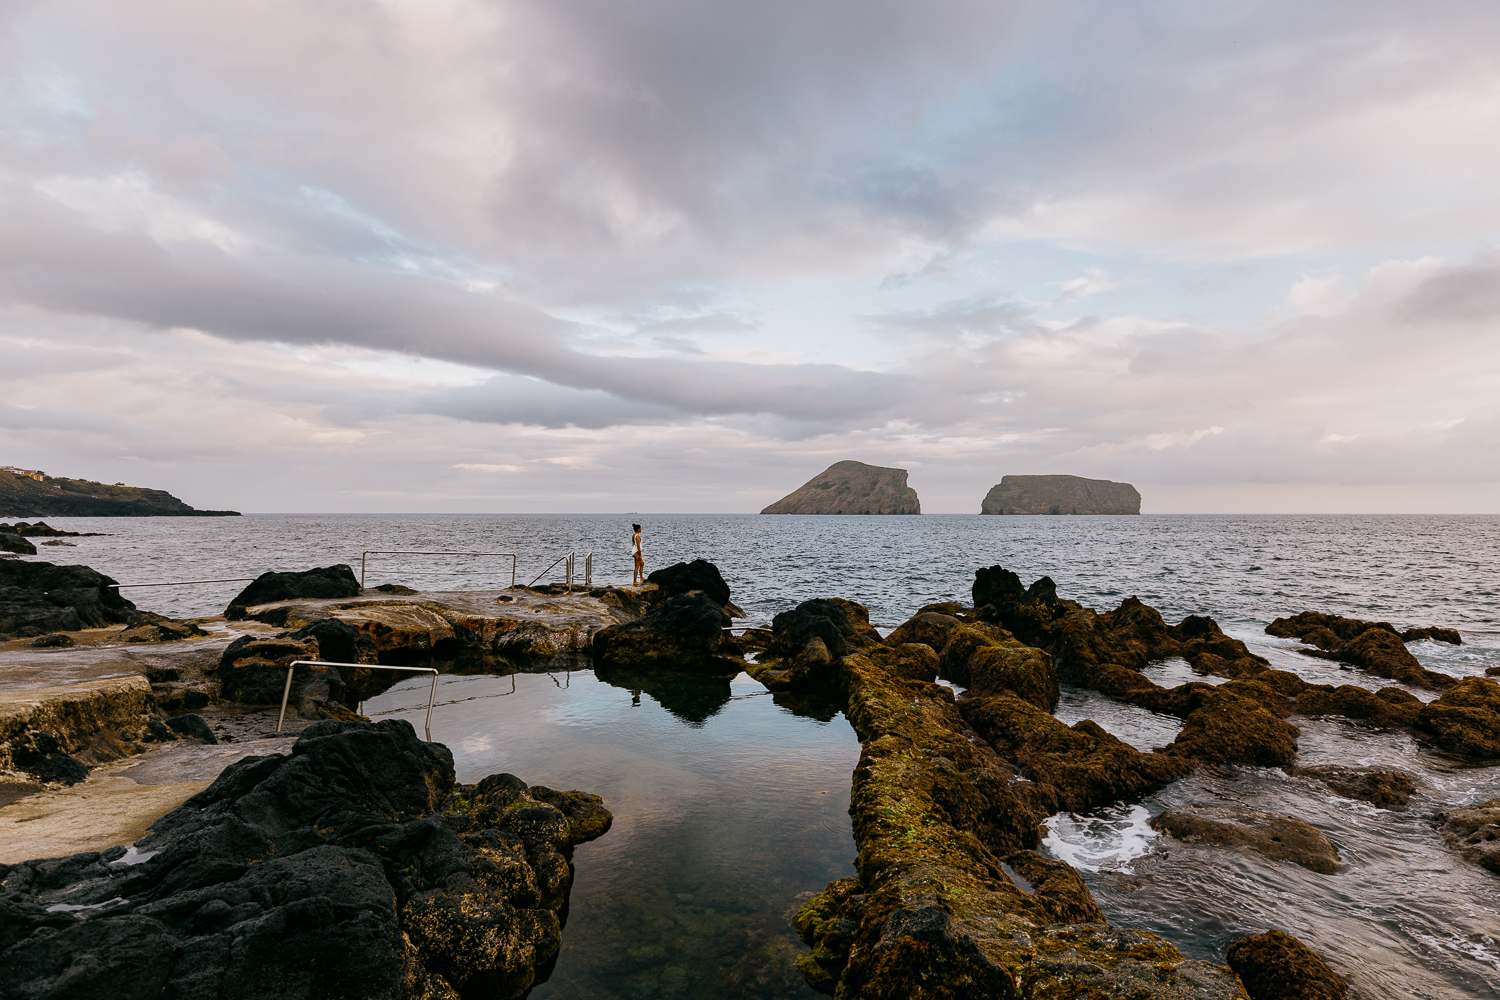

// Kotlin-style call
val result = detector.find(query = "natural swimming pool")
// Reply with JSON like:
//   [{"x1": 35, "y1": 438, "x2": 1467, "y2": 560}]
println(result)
[{"x1": 363, "y1": 665, "x2": 861, "y2": 999}]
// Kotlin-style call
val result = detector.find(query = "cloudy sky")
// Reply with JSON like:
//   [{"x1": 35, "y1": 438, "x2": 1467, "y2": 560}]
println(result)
[{"x1": 2, "y1": 0, "x2": 1497, "y2": 513}]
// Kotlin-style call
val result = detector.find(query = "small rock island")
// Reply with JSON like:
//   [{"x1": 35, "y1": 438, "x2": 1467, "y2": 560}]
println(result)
[
  {"x1": 761, "y1": 461, "x2": 921, "y2": 515},
  {"x1": 981, "y1": 474, "x2": 1140, "y2": 515}
]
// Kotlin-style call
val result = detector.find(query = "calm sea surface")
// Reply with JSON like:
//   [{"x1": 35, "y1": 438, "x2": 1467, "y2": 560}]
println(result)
[{"x1": 10, "y1": 513, "x2": 1500, "y2": 997}]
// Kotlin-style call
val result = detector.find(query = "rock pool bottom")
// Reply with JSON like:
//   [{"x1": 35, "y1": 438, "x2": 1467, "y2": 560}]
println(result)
[{"x1": 364, "y1": 667, "x2": 860, "y2": 1000}]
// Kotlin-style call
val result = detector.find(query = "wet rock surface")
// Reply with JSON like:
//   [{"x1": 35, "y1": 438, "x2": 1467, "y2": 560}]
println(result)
[
  {"x1": 1285, "y1": 765, "x2": 1415, "y2": 809},
  {"x1": 1226, "y1": 929, "x2": 1348, "y2": 999},
  {"x1": 1436, "y1": 798, "x2": 1500, "y2": 875},
  {"x1": 0, "y1": 533, "x2": 35, "y2": 555},
  {"x1": 793, "y1": 648, "x2": 1248, "y2": 999},
  {"x1": 0, "y1": 719, "x2": 611, "y2": 1000},
  {"x1": 1150, "y1": 806, "x2": 1341, "y2": 873},
  {"x1": 592, "y1": 592, "x2": 742, "y2": 672},
  {"x1": 0, "y1": 561, "x2": 140, "y2": 640},
  {"x1": 1265, "y1": 610, "x2": 1457, "y2": 690},
  {"x1": 1414, "y1": 677, "x2": 1500, "y2": 757}
]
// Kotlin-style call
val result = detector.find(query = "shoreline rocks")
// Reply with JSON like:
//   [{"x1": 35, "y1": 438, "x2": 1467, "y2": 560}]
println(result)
[
  {"x1": 0, "y1": 561, "x2": 140, "y2": 641},
  {"x1": 761, "y1": 461, "x2": 921, "y2": 515},
  {"x1": 1265, "y1": 611, "x2": 1457, "y2": 690},
  {"x1": 980, "y1": 475, "x2": 1141, "y2": 515},
  {"x1": 224, "y1": 565, "x2": 363, "y2": 620},
  {"x1": 592, "y1": 592, "x2": 743, "y2": 673},
  {"x1": 1149, "y1": 807, "x2": 1341, "y2": 874},
  {"x1": 1437, "y1": 798, "x2": 1500, "y2": 875},
  {"x1": 1227, "y1": 930, "x2": 1348, "y2": 999},
  {"x1": 0, "y1": 719, "x2": 612, "y2": 1000}
]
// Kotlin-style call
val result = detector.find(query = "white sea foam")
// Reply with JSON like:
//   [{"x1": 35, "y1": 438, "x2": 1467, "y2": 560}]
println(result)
[{"x1": 1041, "y1": 803, "x2": 1158, "y2": 873}]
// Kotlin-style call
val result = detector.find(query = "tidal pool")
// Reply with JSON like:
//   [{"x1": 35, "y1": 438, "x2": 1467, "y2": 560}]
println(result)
[{"x1": 364, "y1": 666, "x2": 861, "y2": 1000}]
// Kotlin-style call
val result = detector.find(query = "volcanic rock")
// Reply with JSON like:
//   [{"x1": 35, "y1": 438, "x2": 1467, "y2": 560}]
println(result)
[
  {"x1": 760, "y1": 460, "x2": 920, "y2": 515},
  {"x1": 0, "y1": 532, "x2": 36, "y2": 555},
  {"x1": 0, "y1": 560, "x2": 140, "y2": 640},
  {"x1": 1226, "y1": 929, "x2": 1348, "y2": 999},
  {"x1": 0, "y1": 720, "x2": 611, "y2": 999},
  {"x1": 1286, "y1": 765, "x2": 1415, "y2": 809},
  {"x1": 1401, "y1": 626, "x2": 1462, "y2": 645},
  {"x1": 1266, "y1": 610, "x2": 1457, "y2": 690},
  {"x1": 645, "y1": 559, "x2": 731, "y2": 606},
  {"x1": 864, "y1": 642, "x2": 940, "y2": 684},
  {"x1": 5, "y1": 729, "x2": 90, "y2": 785},
  {"x1": 1150, "y1": 806, "x2": 1340, "y2": 873},
  {"x1": 1437, "y1": 798, "x2": 1500, "y2": 875},
  {"x1": 980, "y1": 475, "x2": 1141, "y2": 515},
  {"x1": 216, "y1": 618, "x2": 379, "y2": 714},
  {"x1": 1414, "y1": 677, "x2": 1500, "y2": 757},
  {"x1": 224, "y1": 564, "x2": 363, "y2": 620},
  {"x1": 592, "y1": 592, "x2": 742, "y2": 672},
  {"x1": 961, "y1": 692, "x2": 1193, "y2": 815}
]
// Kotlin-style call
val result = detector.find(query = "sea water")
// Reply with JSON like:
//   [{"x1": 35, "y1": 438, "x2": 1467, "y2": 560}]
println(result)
[{"x1": 11, "y1": 513, "x2": 1500, "y2": 997}]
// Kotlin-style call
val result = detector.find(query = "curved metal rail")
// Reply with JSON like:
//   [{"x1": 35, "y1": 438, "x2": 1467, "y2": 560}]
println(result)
[{"x1": 278, "y1": 660, "x2": 440, "y2": 741}]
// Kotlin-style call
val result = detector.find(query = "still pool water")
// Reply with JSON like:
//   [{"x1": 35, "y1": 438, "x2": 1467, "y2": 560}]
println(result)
[{"x1": 363, "y1": 667, "x2": 860, "y2": 1000}]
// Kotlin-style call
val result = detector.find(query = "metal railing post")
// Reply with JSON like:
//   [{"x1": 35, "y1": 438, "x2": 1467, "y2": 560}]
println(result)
[{"x1": 278, "y1": 660, "x2": 441, "y2": 742}]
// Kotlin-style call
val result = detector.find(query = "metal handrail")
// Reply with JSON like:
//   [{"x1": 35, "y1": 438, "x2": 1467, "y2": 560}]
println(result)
[
  {"x1": 108, "y1": 577, "x2": 260, "y2": 589},
  {"x1": 525, "y1": 551, "x2": 596, "y2": 591},
  {"x1": 277, "y1": 660, "x2": 440, "y2": 741},
  {"x1": 360, "y1": 550, "x2": 518, "y2": 589}
]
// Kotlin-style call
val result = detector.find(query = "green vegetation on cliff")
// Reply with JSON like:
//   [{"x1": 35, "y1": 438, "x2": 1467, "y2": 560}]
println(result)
[{"x1": 0, "y1": 469, "x2": 239, "y2": 516}]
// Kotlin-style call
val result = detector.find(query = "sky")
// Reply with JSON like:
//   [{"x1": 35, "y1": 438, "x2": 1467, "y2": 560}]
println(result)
[{"x1": 2, "y1": 0, "x2": 1498, "y2": 514}]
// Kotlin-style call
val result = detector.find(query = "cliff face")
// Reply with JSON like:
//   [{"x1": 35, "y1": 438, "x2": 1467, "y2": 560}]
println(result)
[
  {"x1": 0, "y1": 470, "x2": 240, "y2": 516},
  {"x1": 981, "y1": 475, "x2": 1140, "y2": 515},
  {"x1": 762, "y1": 461, "x2": 921, "y2": 515}
]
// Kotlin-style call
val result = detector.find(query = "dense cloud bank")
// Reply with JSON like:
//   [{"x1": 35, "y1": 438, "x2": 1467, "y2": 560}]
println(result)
[{"x1": 1, "y1": 0, "x2": 1497, "y2": 511}]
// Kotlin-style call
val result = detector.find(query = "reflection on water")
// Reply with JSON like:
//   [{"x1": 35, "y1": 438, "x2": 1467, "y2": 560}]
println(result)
[{"x1": 364, "y1": 668, "x2": 860, "y2": 1000}]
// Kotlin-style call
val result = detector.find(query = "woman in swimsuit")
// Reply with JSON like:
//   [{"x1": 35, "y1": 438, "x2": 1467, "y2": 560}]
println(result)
[{"x1": 631, "y1": 523, "x2": 644, "y2": 585}]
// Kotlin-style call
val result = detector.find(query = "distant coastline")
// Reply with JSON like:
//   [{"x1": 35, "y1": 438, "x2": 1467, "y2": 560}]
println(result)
[{"x1": 0, "y1": 468, "x2": 239, "y2": 517}]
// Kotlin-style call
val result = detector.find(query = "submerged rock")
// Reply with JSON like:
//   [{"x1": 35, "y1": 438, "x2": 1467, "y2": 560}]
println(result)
[
  {"x1": 224, "y1": 564, "x2": 362, "y2": 620},
  {"x1": 1437, "y1": 798, "x2": 1500, "y2": 875},
  {"x1": 0, "y1": 560, "x2": 140, "y2": 640},
  {"x1": 1226, "y1": 929, "x2": 1348, "y2": 999},
  {"x1": 980, "y1": 474, "x2": 1141, "y2": 515},
  {"x1": 1414, "y1": 677, "x2": 1500, "y2": 758},
  {"x1": 1286, "y1": 765, "x2": 1415, "y2": 809},
  {"x1": 592, "y1": 592, "x2": 742, "y2": 672},
  {"x1": 0, "y1": 720, "x2": 611, "y2": 1000},
  {"x1": 761, "y1": 460, "x2": 921, "y2": 515},
  {"x1": 1150, "y1": 806, "x2": 1340, "y2": 873}
]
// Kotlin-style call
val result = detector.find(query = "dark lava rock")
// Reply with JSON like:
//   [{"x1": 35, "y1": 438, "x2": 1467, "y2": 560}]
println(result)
[
  {"x1": 0, "y1": 532, "x2": 36, "y2": 555},
  {"x1": 1004, "y1": 850, "x2": 1105, "y2": 924},
  {"x1": 1437, "y1": 798, "x2": 1500, "y2": 875},
  {"x1": 1266, "y1": 610, "x2": 1457, "y2": 690},
  {"x1": 224, "y1": 564, "x2": 362, "y2": 620},
  {"x1": 592, "y1": 592, "x2": 742, "y2": 672},
  {"x1": 1150, "y1": 806, "x2": 1340, "y2": 873},
  {"x1": 529, "y1": 786, "x2": 614, "y2": 842},
  {"x1": 0, "y1": 720, "x2": 610, "y2": 1000},
  {"x1": 769, "y1": 599, "x2": 862, "y2": 661},
  {"x1": 1, "y1": 521, "x2": 89, "y2": 538},
  {"x1": 883, "y1": 610, "x2": 963, "y2": 651},
  {"x1": 372, "y1": 583, "x2": 418, "y2": 595},
  {"x1": 164, "y1": 714, "x2": 217, "y2": 744},
  {"x1": 1415, "y1": 677, "x2": 1500, "y2": 758},
  {"x1": 645, "y1": 558, "x2": 731, "y2": 606},
  {"x1": 1286, "y1": 765, "x2": 1415, "y2": 809},
  {"x1": 1402, "y1": 626, "x2": 1462, "y2": 645},
  {"x1": 961, "y1": 693, "x2": 1193, "y2": 815},
  {"x1": 6, "y1": 729, "x2": 89, "y2": 785},
  {"x1": 217, "y1": 618, "x2": 378, "y2": 714},
  {"x1": 28, "y1": 632, "x2": 75, "y2": 648},
  {"x1": 0, "y1": 560, "x2": 140, "y2": 640},
  {"x1": 1227, "y1": 929, "x2": 1348, "y2": 999}
]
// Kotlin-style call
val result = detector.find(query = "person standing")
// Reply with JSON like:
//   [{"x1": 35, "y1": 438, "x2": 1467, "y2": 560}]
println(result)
[{"x1": 631, "y1": 523, "x2": 645, "y2": 585}]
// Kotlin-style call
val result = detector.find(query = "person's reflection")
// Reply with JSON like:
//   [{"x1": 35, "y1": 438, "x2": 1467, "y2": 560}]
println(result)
[
  {"x1": 631, "y1": 688, "x2": 641, "y2": 707},
  {"x1": 594, "y1": 663, "x2": 734, "y2": 726}
]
